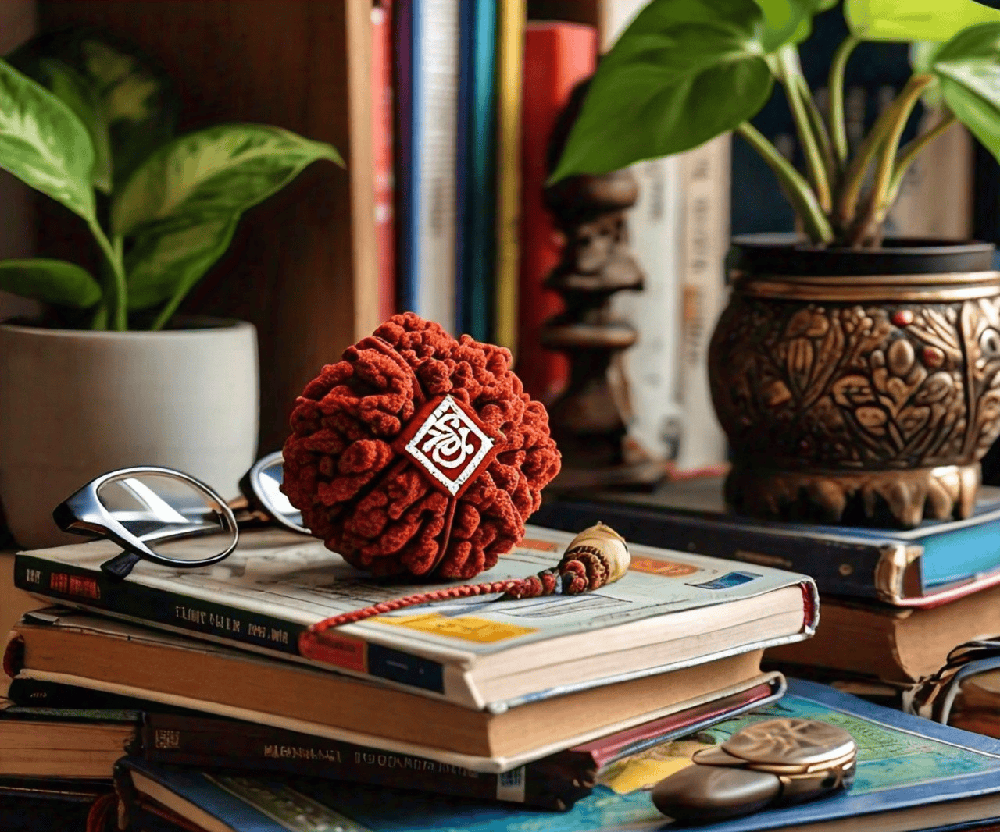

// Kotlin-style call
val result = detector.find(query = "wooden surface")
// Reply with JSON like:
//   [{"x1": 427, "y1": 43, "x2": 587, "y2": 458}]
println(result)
[{"x1": 36, "y1": 0, "x2": 379, "y2": 454}]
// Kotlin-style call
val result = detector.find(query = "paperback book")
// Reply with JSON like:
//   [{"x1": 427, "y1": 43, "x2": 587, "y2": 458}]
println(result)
[
  {"x1": 4, "y1": 608, "x2": 779, "y2": 772},
  {"x1": 532, "y1": 478, "x2": 1000, "y2": 607},
  {"x1": 111, "y1": 679, "x2": 1000, "y2": 832},
  {"x1": 13, "y1": 525, "x2": 817, "y2": 710}
]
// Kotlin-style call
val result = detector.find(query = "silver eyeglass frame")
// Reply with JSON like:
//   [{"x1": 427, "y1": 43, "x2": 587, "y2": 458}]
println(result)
[{"x1": 52, "y1": 465, "x2": 240, "y2": 571}]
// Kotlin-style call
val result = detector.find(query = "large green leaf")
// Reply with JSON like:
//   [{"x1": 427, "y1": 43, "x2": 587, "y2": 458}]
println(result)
[
  {"x1": 846, "y1": 0, "x2": 1000, "y2": 41},
  {"x1": 932, "y1": 22, "x2": 1000, "y2": 161},
  {"x1": 550, "y1": 0, "x2": 774, "y2": 181},
  {"x1": 125, "y1": 214, "x2": 239, "y2": 310},
  {"x1": 0, "y1": 59, "x2": 96, "y2": 222},
  {"x1": 754, "y1": 0, "x2": 837, "y2": 50},
  {"x1": 111, "y1": 124, "x2": 343, "y2": 236},
  {"x1": 0, "y1": 258, "x2": 102, "y2": 307}
]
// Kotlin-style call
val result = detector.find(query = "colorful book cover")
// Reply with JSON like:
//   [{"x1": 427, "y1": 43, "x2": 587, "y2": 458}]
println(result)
[
  {"x1": 532, "y1": 479, "x2": 1000, "y2": 608},
  {"x1": 114, "y1": 679, "x2": 1000, "y2": 832},
  {"x1": 13, "y1": 526, "x2": 817, "y2": 710}
]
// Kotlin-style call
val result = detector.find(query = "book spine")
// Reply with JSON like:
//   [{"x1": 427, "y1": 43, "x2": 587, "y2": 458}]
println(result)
[
  {"x1": 12, "y1": 556, "x2": 451, "y2": 697},
  {"x1": 395, "y1": 0, "x2": 416, "y2": 312},
  {"x1": 884, "y1": 112, "x2": 972, "y2": 239},
  {"x1": 515, "y1": 22, "x2": 597, "y2": 402},
  {"x1": 529, "y1": 500, "x2": 886, "y2": 602},
  {"x1": 493, "y1": 0, "x2": 525, "y2": 353},
  {"x1": 459, "y1": 0, "x2": 497, "y2": 341},
  {"x1": 141, "y1": 714, "x2": 595, "y2": 810},
  {"x1": 373, "y1": 0, "x2": 396, "y2": 322},
  {"x1": 412, "y1": 0, "x2": 460, "y2": 331},
  {"x1": 674, "y1": 135, "x2": 730, "y2": 475}
]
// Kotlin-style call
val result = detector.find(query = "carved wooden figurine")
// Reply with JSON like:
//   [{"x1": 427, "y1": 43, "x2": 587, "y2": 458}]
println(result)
[{"x1": 541, "y1": 79, "x2": 666, "y2": 491}]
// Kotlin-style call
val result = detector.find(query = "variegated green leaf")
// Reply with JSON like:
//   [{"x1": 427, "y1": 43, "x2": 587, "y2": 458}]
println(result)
[
  {"x1": 79, "y1": 37, "x2": 178, "y2": 189},
  {"x1": 125, "y1": 214, "x2": 239, "y2": 310},
  {"x1": 33, "y1": 58, "x2": 112, "y2": 193},
  {"x1": 0, "y1": 58, "x2": 96, "y2": 222},
  {"x1": 0, "y1": 258, "x2": 102, "y2": 307},
  {"x1": 7, "y1": 32, "x2": 179, "y2": 194},
  {"x1": 111, "y1": 124, "x2": 343, "y2": 236}
]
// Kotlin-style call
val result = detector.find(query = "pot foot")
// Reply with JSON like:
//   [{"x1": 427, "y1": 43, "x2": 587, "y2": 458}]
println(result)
[{"x1": 724, "y1": 464, "x2": 980, "y2": 529}]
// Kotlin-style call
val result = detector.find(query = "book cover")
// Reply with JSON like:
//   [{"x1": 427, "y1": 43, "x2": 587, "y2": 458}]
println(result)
[
  {"x1": 6, "y1": 608, "x2": 777, "y2": 772},
  {"x1": 532, "y1": 479, "x2": 1000, "y2": 608},
  {"x1": 515, "y1": 21, "x2": 596, "y2": 402},
  {"x1": 493, "y1": 0, "x2": 526, "y2": 353},
  {"x1": 455, "y1": 0, "x2": 497, "y2": 341},
  {"x1": 13, "y1": 525, "x2": 817, "y2": 710},
  {"x1": 112, "y1": 679, "x2": 1000, "y2": 832}
]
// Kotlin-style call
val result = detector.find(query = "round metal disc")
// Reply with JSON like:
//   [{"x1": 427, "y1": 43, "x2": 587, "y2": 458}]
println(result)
[{"x1": 721, "y1": 719, "x2": 857, "y2": 768}]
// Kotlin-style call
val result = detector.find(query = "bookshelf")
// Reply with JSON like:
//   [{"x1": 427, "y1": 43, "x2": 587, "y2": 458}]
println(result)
[{"x1": 33, "y1": 0, "x2": 380, "y2": 454}]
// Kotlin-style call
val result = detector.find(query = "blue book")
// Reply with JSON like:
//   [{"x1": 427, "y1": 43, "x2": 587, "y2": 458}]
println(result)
[
  {"x1": 531, "y1": 478, "x2": 1000, "y2": 608},
  {"x1": 454, "y1": 0, "x2": 497, "y2": 341},
  {"x1": 113, "y1": 680, "x2": 1000, "y2": 832}
]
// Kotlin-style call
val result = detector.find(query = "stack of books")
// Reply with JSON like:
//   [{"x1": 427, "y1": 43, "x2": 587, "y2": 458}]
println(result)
[
  {"x1": 533, "y1": 477, "x2": 1000, "y2": 699},
  {"x1": 4, "y1": 523, "x2": 819, "y2": 829}
]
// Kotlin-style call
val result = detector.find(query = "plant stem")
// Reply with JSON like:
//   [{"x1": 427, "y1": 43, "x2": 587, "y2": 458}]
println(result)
[
  {"x1": 884, "y1": 112, "x2": 957, "y2": 217},
  {"x1": 836, "y1": 85, "x2": 910, "y2": 230},
  {"x1": 849, "y1": 74, "x2": 935, "y2": 245},
  {"x1": 828, "y1": 35, "x2": 858, "y2": 168},
  {"x1": 89, "y1": 304, "x2": 108, "y2": 330},
  {"x1": 89, "y1": 222, "x2": 128, "y2": 331},
  {"x1": 798, "y1": 75, "x2": 837, "y2": 188},
  {"x1": 777, "y1": 46, "x2": 831, "y2": 212},
  {"x1": 150, "y1": 291, "x2": 184, "y2": 332},
  {"x1": 736, "y1": 122, "x2": 834, "y2": 244}
]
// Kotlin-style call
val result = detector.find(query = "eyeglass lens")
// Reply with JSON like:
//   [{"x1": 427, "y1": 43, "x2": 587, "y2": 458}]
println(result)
[
  {"x1": 96, "y1": 472, "x2": 237, "y2": 562},
  {"x1": 248, "y1": 453, "x2": 306, "y2": 533}
]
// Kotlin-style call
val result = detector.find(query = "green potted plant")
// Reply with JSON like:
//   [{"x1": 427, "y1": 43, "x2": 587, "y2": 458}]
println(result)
[
  {"x1": 551, "y1": 0, "x2": 1000, "y2": 528},
  {"x1": 0, "y1": 30, "x2": 342, "y2": 547}
]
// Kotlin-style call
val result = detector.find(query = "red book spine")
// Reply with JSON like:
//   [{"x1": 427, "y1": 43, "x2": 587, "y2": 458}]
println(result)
[
  {"x1": 373, "y1": 0, "x2": 396, "y2": 322},
  {"x1": 515, "y1": 23, "x2": 596, "y2": 402}
]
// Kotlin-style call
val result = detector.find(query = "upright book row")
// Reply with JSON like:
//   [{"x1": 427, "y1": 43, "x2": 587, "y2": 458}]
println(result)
[{"x1": 382, "y1": 0, "x2": 732, "y2": 476}]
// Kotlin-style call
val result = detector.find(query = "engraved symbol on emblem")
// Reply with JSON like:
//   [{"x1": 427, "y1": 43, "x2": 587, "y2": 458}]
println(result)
[{"x1": 403, "y1": 395, "x2": 495, "y2": 496}]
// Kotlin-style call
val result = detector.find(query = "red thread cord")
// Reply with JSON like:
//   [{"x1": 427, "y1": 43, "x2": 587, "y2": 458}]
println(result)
[
  {"x1": 306, "y1": 548, "x2": 617, "y2": 634},
  {"x1": 86, "y1": 792, "x2": 117, "y2": 832}
]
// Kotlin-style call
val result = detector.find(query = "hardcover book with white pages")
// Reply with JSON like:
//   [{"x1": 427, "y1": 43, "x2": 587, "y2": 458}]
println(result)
[{"x1": 13, "y1": 525, "x2": 817, "y2": 711}]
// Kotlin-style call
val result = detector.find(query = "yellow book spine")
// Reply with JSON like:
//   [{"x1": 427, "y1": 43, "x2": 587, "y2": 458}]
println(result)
[{"x1": 494, "y1": 0, "x2": 526, "y2": 354}]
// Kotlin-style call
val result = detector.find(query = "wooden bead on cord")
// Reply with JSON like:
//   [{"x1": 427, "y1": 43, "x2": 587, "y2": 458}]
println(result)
[{"x1": 303, "y1": 522, "x2": 630, "y2": 637}]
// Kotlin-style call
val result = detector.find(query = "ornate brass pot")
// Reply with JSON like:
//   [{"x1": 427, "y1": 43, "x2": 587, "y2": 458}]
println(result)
[{"x1": 708, "y1": 237, "x2": 1000, "y2": 528}]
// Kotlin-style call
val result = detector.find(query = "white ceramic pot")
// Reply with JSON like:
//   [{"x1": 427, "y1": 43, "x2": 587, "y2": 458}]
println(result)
[{"x1": 0, "y1": 318, "x2": 259, "y2": 548}]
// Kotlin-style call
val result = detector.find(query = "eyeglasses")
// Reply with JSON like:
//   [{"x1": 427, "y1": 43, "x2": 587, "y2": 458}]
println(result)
[{"x1": 52, "y1": 451, "x2": 308, "y2": 579}]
